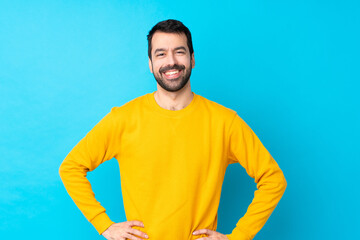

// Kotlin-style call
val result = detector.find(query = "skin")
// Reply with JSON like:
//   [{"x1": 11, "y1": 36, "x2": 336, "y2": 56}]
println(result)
[
  {"x1": 101, "y1": 220, "x2": 148, "y2": 240},
  {"x1": 149, "y1": 31, "x2": 195, "y2": 111},
  {"x1": 101, "y1": 31, "x2": 229, "y2": 240},
  {"x1": 192, "y1": 229, "x2": 229, "y2": 240}
]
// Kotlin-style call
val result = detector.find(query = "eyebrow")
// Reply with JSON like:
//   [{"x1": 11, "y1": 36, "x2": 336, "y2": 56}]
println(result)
[
  {"x1": 154, "y1": 48, "x2": 166, "y2": 54},
  {"x1": 154, "y1": 46, "x2": 187, "y2": 54},
  {"x1": 174, "y1": 46, "x2": 187, "y2": 51}
]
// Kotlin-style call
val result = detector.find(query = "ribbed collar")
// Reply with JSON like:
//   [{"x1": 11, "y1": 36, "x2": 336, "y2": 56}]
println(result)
[{"x1": 146, "y1": 91, "x2": 199, "y2": 118}]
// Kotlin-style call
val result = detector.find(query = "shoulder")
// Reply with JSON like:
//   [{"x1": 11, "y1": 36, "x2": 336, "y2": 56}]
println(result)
[
  {"x1": 109, "y1": 93, "x2": 149, "y2": 116},
  {"x1": 196, "y1": 93, "x2": 237, "y2": 120}
]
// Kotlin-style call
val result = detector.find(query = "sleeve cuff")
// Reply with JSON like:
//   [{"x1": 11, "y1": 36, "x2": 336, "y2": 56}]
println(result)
[
  {"x1": 226, "y1": 227, "x2": 251, "y2": 240},
  {"x1": 90, "y1": 212, "x2": 115, "y2": 235}
]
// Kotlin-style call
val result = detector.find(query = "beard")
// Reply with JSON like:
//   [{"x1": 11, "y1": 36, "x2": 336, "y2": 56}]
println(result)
[{"x1": 152, "y1": 60, "x2": 192, "y2": 92}]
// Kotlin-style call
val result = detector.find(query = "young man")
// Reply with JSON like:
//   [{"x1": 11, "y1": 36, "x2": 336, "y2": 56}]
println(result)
[{"x1": 59, "y1": 19, "x2": 287, "y2": 240}]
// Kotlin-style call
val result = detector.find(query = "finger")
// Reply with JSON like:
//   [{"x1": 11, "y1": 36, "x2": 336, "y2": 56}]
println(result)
[
  {"x1": 127, "y1": 220, "x2": 145, "y2": 228},
  {"x1": 124, "y1": 232, "x2": 144, "y2": 240},
  {"x1": 193, "y1": 229, "x2": 213, "y2": 235},
  {"x1": 128, "y1": 228, "x2": 149, "y2": 239}
]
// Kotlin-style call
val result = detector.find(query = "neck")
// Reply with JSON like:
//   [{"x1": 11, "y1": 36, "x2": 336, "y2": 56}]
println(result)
[{"x1": 154, "y1": 81, "x2": 193, "y2": 111}]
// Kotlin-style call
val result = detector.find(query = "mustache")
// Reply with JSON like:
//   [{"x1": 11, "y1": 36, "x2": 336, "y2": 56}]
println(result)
[{"x1": 159, "y1": 64, "x2": 185, "y2": 73}]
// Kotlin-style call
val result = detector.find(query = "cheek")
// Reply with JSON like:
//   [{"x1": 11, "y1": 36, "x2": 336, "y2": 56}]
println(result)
[
  {"x1": 183, "y1": 57, "x2": 192, "y2": 68},
  {"x1": 153, "y1": 65, "x2": 161, "y2": 73},
  {"x1": 151, "y1": 61, "x2": 163, "y2": 72},
  {"x1": 150, "y1": 63, "x2": 158, "y2": 73}
]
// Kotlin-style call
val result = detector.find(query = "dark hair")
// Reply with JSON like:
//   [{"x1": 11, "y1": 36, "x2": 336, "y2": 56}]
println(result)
[{"x1": 147, "y1": 19, "x2": 194, "y2": 59}]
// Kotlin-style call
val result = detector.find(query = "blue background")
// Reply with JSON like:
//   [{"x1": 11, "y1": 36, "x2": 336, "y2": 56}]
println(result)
[{"x1": 1, "y1": 0, "x2": 359, "y2": 239}]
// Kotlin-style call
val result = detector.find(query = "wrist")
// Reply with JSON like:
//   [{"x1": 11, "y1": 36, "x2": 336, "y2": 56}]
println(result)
[{"x1": 90, "y1": 212, "x2": 115, "y2": 235}]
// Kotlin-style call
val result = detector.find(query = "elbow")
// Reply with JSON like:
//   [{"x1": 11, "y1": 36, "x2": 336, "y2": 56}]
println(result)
[
  {"x1": 270, "y1": 170, "x2": 287, "y2": 195},
  {"x1": 280, "y1": 172, "x2": 287, "y2": 194},
  {"x1": 59, "y1": 160, "x2": 66, "y2": 180},
  {"x1": 58, "y1": 157, "x2": 89, "y2": 181},
  {"x1": 59, "y1": 159, "x2": 72, "y2": 180}
]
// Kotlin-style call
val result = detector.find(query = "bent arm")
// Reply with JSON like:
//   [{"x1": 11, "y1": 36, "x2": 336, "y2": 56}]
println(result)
[
  {"x1": 226, "y1": 114, "x2": 287, "y2": 240},
  {"x1": 59, "y1": 109, "x2": 119, "y2": 234}
]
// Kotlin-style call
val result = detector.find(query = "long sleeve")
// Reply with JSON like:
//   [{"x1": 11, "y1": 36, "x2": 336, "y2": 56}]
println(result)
[
  {"x1": 59, "y1": 109, "x2": 119, "y2": 234},
  {"x1": 226, "y1": 114, "x2": 287, "y2": 240}
]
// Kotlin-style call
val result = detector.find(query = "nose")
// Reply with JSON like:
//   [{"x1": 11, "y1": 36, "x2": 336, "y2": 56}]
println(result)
[{"x1": 167, "y1": 52, "x2": 177, "y2": 65}]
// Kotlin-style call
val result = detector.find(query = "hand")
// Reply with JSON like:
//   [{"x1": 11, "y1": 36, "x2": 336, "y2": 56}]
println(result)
[
  {"x1": 101, "y1": 220, "x2": 149, "y2": 240},
  {"x1": 192, "y1": 229, "x2": 229, "y2": 240}
]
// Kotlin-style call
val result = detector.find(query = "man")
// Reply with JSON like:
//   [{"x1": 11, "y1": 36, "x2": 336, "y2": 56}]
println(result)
[{"x1": 59, "y1": 19, "x2": 287, "y2": 240}]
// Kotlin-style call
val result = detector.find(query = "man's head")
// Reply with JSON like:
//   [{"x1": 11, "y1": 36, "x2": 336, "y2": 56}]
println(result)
[
  {"x1": 147, "y1": 19, "x2": 195, "y2": 92},
  {"x1": 147, "y1": 19, "x2": 194, "y2": 60}
]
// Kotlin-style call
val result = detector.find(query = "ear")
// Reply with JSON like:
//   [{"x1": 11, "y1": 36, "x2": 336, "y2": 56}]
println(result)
[
  {"x1": 191, "y1": 53, "x2": 195, "y2": 69},
  {"x1": 148, "y1": 58, "x2": 153, "y2": 73}
]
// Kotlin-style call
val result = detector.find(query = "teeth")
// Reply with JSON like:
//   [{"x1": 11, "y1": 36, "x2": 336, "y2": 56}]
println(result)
[{"x1": 165, "y1": 70, "x2": 179, "y2": 75}]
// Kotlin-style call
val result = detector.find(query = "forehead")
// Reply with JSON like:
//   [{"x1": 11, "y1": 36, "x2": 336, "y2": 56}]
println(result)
[{"x1": 151, "y1": 32, "x2": 188, "y2": 51}]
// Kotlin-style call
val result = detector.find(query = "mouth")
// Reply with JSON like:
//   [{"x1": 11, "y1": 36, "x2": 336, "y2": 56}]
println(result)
[{"x1": 162, "y1": 69, "x2": 182, "y2": 79}]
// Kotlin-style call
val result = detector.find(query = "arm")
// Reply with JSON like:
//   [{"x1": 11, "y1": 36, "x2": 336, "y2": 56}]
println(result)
[
  {"x1": 59, "y1": 110, "x2": 117, "y2": 234},
  {"x1": 226, "y1": 114, "x2": 287, "y2": 240}
]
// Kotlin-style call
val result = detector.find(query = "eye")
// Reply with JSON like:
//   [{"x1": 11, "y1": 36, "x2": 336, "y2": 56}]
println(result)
[
  {"x1": 176, "y1": 51, "x2": 185, "y2": 54},
  {"x1": 156, "y1": 53, "x2": 165, "y2": 57}
]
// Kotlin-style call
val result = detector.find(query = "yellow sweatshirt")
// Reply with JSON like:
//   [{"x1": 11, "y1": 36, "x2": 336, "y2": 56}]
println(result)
[{"x1": 59, "y1": 92, "x2": 287, "y2": 240}]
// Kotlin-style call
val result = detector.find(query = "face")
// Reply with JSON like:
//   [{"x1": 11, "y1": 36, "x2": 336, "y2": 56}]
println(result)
[{"x1": 149, "y1": 32, "x2": 195, "y2": 92}]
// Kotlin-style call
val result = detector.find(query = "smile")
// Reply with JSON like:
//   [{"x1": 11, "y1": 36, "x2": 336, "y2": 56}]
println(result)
[{"x1": 163, "y1": 69, "x2": 182, "y2": 79}]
